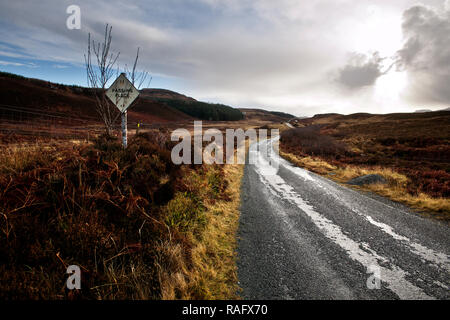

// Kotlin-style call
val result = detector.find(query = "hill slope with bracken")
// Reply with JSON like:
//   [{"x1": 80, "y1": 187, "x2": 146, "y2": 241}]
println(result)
[
  {"x1": 0, "y1": 71, "x2": 245, "y2": 123},
  {"x1": 0, "y1": 72, "x2": 192, "y2": 123},
  {"x1": 239, "y1": 108, "x2": 295, "y2": 122},
  {"x1": 139, "y1": 88, "x2": 196, "y2": 102}
]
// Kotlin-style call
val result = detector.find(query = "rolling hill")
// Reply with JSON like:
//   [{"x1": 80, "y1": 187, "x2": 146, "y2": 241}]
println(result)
[
  {"x1": 0, "y1": 71, "x2": 243, "y2": 124},
  {"x1": 239, "y1": 108, "x2": 295, "y2": 122}
]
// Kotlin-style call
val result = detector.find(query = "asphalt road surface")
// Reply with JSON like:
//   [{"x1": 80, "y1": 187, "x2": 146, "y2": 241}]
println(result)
[{"x1": 237, "y1": 138, "x2": 449, "y2": 300}]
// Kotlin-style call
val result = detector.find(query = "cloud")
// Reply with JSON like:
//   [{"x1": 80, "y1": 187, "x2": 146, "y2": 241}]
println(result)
[
  {"x1": 397, "y1": 4, "x2": 450, "y2": 105},
  {"x1": 336, "y1": 52, "x2": 390, "y2": 89},
  {"x1": 1, "y1": 0, "x2": 447, "y2": 115},
  {"x1": 0, "y1": 60, "x2": 26, "y2": 66},
  {"x1": 0, "y1": 60, "x2": 37, "y2": 67}
]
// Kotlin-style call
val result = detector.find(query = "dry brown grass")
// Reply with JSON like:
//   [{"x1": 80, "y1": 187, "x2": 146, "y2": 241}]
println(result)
[
  {"x1": 280, "y1": 151, "x2": 337, "y2": 175},
  {"x1": 155, "y1": 241, "x2": 190, "y2": 299},
  {"x1": 279, "y1": 151, "x2": 450, "y2": 220},
  {"x1": 189, "y1": 164, "x2": 243, "y2": 299},
  {"x1": 156, "y1": 164, "x2": 243, "y2": 299},
  {"x1": 0, "y1": 144, "x2": 54, "y2": 173}
]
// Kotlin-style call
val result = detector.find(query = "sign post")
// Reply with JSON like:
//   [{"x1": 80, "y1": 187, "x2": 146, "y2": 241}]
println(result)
[
  {"x1": 106, "y1": 73, "x2": 140, "y2": 148},
  {"x1": 121, "y1": 111, "x2": 128, "y2": 147}
]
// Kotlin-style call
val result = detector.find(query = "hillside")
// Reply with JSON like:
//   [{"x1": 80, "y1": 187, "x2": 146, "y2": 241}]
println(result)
[
  {"x1": 280, "y1": 110, "x2": 450, "y2": 215},
  {"x1": 239, "y1": 108, "x2": 295, "y2": 122},
  {"x1": 0, "y1": 72, "x2": 192, "y2": 124},
  {"x1": 0, "y1": 71, "x2": 243, "y2": 124},
  {"x1": 160, "y1": 99, "x2": 244, "y2": 121},
  {"x1": 141, "y1": 88, "x2": 244, "y2": 121},
  {"x1": 140, "y1": 88, "x2": 196, "y2": 102},
  {"x1": 298, "y1": 111, "x2": 450, "y2": 140}
]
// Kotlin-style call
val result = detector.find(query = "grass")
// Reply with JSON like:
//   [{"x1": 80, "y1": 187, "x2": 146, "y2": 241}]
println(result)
[
  {"x1": 156, "y1": 164, "x2": 243, "y2": 299},
  {"x1": 280, "y1": 152, "x2": 337, "y2": 175},
  {"x1": 0, "y1": 143, "x2": 57, "y2": 174},
  {"x1": 189, "y1": 164, "x2": 243, "y2": 299}
]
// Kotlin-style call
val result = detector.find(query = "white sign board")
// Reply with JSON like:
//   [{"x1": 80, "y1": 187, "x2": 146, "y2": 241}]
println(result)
[{"x1": 106, "y1": 73, "x2": 140, "y2": 113}]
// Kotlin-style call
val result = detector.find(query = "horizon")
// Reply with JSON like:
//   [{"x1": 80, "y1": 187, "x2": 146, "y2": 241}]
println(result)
[
  {"x1": 1, "y1": 1, "x2": 450, "y2": 116},
  {"x1": 4, "y1": 70, "x2": 448, "y2": 117}
]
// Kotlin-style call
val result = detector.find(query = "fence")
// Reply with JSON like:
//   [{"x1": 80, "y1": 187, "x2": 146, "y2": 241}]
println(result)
[
  {"x1": 0, "y1": 103, "x2": 185, "y2": 145},
  {"x1": 0, "y1": 103, "x2": 103, "y2": 143}
]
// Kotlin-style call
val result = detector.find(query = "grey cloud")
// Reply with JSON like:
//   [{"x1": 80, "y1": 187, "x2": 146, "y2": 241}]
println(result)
[
  {"x1": 0, "y1": 1, "x2": 359, "y2": 91},
  {"x1": 336, "y1": 52, "x2": 388, "y2": 89},
  {"x1": 397, "y1": 5, "x2": 450, "y2": 104}
]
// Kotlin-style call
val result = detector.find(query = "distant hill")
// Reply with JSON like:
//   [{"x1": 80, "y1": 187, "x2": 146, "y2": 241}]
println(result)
[
  {"x1": 140, "y1": 88, "x2": 195, "y2": 102},
  {"x1": 239, "y1": 108, "x2": 295, "y2": 122},
  {"x1": 0, "y1": 71, "x2": 243, "y2": 123},
  {"x1": 294, "y1": 110, "x2": 450, "y2": 139},
  {"x1": 415, "y1": 108, "x2": 450, "y2": 113},
  {"x1": 141, "y1": 88, "x2": 243, "y2": 121}
]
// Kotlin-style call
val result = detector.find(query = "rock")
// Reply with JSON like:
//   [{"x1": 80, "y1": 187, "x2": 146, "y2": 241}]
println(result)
[{"x1": 346, "y1": 174, "x2": 387, "y2": 186}]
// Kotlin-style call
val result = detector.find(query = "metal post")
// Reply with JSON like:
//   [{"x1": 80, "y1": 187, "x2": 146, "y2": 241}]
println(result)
[{"x1": 121, "y1": 111, "x2": 127, "y2": 148}]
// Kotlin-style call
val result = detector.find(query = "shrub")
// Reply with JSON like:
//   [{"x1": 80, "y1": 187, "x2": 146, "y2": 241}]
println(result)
[
  {"x1": 281, "y1": 126, "x2": 348, "y2": 158},
  {"x1": 160, "y1": 99, "x2": 244, "y2": 121},
  {"x1": 207, "y1": 167, "x2": 229, "y2": 200},
  {"x1": 164, "y1": 192, "x2": 206, "y2": 234},
  {"x1": 0, "y1": 131, "x2": 180, "y2": 299}
]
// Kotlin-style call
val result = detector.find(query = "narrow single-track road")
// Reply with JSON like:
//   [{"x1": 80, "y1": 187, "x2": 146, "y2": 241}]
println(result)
[{"x1": 237, "y1": 139, "x2": 449, "y2": 299}]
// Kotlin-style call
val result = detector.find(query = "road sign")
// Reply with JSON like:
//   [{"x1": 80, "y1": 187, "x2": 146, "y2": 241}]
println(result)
[
  {"x1": 106, "y1": 73, "x2": 139, "y2": 113},
  {"x1": 106, "y1": 73, "x2": 139, "y2": 148}
]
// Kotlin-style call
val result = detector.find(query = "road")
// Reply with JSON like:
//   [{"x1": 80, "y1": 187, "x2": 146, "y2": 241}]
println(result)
[
  {"x1": 237, "y1": 138, "x2": 450, "y2": 299},
  {"x1": 285, "y1": 122, "x2": 294, "y2": 128}
]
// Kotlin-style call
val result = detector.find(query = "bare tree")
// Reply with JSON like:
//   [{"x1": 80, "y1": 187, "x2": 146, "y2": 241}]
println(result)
[
  {"x1": 85, "y1": 24, "x2": 150, "y2": 136},
  {"x1": 126, "y1": 47, "x2": 152, "y2": 89}
]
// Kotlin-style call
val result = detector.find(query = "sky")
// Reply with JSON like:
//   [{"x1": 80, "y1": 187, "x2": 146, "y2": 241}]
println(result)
[{"x1": 0, "y1": 0, "x2": 449, "y2": 116}]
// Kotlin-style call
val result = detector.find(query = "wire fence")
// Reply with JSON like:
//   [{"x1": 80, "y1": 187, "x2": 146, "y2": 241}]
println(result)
[
  {"x1": 0, "y1": 103, "x2": 183, "y2": 144},
  {"x1": 0, "y1": 103, "x2": 104, "y2": 143}
]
